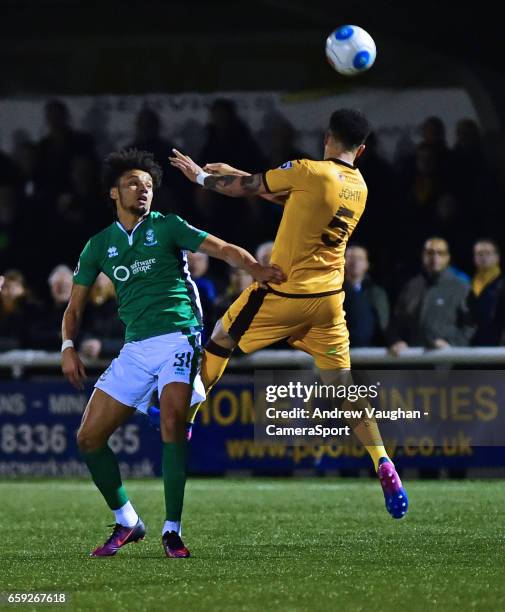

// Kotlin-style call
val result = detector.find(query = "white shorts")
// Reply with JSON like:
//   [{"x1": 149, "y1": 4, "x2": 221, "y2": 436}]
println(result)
[{"x1": 94, "y1": 330, "x2": 205, "y2": 415}]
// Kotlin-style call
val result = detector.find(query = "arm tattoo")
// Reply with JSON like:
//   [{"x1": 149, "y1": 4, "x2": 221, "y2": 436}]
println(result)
[
  {"x1": 204, "y1": 173, "x2": 263, "y2": 196},
  {"x1": 239, "y1": 174, "x2": 262, "y2": 193}
]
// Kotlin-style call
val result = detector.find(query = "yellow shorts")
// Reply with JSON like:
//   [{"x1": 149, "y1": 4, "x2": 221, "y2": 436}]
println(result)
[{"x1": 221, "y1": 282, "x2": 350, "y2": 369}]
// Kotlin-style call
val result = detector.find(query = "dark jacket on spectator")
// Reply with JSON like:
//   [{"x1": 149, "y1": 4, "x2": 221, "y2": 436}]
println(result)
[
  {"x1": 0, "y1": 298, "x2": 42, "y2": 351},
  {"x1": 468, "y1": 276, "x2": 504, "y2": 346},
  {"x1": 388, "y1": 268, "x2": 474, "y2": 347},
  {"x1": 80, "y1": 298, "x2": 125, "y2": 358},
  {"x1": 343, "y1": 277, "x2": 389, "y2": 347}
]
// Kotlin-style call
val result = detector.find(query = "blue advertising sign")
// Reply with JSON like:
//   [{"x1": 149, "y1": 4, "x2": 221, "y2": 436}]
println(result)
[{"x1": 0, "y1": 376, "x2": 502, "y2": 475}]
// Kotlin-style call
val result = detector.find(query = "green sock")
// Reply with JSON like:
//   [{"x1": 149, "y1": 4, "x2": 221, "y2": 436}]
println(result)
[
  {"x1": 81, "y1": 444, "x2": 128, "y2": 510},
  {"x1": 163, "y1": 442, "x2": 189, "y2": 521}
]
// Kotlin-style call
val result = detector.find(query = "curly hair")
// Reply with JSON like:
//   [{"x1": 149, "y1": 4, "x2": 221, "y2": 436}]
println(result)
[{"x1": 103, "y1": 148, "x2": 163, "y2": 192}]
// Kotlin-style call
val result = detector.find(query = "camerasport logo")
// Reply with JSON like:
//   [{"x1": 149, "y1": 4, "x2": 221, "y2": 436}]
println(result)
[{"x1": 113, "y1": 258, "x2": 156, "y2": 282}]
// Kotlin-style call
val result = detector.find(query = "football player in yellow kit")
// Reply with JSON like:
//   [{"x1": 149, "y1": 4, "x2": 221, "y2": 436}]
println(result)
[{"x1": 170, "y1": 109, "x2": 408, "y2": 519}]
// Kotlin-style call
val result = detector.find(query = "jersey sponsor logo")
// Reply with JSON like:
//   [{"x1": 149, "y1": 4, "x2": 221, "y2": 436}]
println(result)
[
  {"x1": 112, "y1": 258, "x2": 157, "y2": 282},
  {"x1": 113, "y1": 265, "x2": 131, "y2": 282},
  {"x1": 278, "y1": 161, "x2": 293, "y2": 170},
  {"x1": 108, "y1": 246, "x2": 119, "y2": 258},
  {"x1": 144, "y1": 229, "x2": 158, "y2": 246},
  {"x1": 73, "y1": 260, "x2": 80, "y2": 276}
]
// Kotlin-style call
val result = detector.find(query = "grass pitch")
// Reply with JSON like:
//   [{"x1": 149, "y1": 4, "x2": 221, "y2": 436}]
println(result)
[{"x1": 1, "y1": 479, "x2": 504, "y2": 611}]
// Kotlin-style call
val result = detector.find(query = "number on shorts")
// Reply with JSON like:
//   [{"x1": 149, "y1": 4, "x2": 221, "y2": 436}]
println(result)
[{"x1": 173, "y1": 352, "x2": 192, "y2": 368}]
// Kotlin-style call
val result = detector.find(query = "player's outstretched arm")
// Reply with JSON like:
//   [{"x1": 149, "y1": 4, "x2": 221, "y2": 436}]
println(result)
[
  {"x1": 198, "y1": 234, "x2": 286, "y2": 285},
  {"x1": 61, "y1": 284, "x2": 91, "y2": 390},
  {"x1": 204, "y1": 162, "x2": 289, "y2": 205},
  {"x1": 169, "y1": 149, "x2": 268, "y2": 198}
]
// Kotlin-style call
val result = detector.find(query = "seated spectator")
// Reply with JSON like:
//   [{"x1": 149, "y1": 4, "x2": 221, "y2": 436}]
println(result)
[
  {"x1": 0, "y1": 270, "x2": 41, "y2": 351},
  {"x1": 343, "y1": 245, "x2": 389, "y2": 347},
  {"x1": 187, "y1": 251, "x2": 217, "y2": 343},
  {"x1": 79, "y1": 273, "x2": 124, "y2": 359},
  {"x1": 29, "y1": 265, "x2": 73, "y2": 350},
  {"x1": 255, "y1": 241, "x2": 274, "y2": 266},
  {"x1": 468, "y1": 239, "x2": 503, "y2": 345},
  {"x1": 214, "y1": 267, "x2": 253, "y2": 319},
  {"x1": 388, "y1": 237, "x2": 474, "y2": 354}
]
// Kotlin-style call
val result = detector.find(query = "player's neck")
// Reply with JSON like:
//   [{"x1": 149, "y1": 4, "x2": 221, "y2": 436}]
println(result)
[
  {"x1": 116, "y1": 209, "x2": 149, "y2": 232},
  {"x1": 324, "y1": 148, "x2": 355, "y2": 166}
]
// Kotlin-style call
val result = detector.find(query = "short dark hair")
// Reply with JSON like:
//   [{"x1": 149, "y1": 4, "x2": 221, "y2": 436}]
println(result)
[
  {"x1": 328, "y1": 109, "x2": 371, "y2": 150},
  {"x1": 474, "y1": 238, "x2": 501, "y2": 256},
  {"x1": 103, "y1": 148, "x2": 163, "y2": 192}
]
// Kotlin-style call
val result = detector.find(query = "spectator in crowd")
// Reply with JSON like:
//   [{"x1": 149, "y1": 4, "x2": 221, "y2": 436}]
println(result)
[
  {"x1": 79, "y1": 273, "x2": 124, "y2": 359},
  {"x1": 196, "y1": 99, "x2": 266, "y2": 247},
  {"x1": 0, "y1": 270, "x2": 40, "y2": 351},
  {"x1": 468, "y1": 239, "x2": 503, "y2": 345},
  {"x1": 37, "y1": 99, "x2": 96, "y2": 196},
  {"x1": 29, "y1": 265, "x2": 74, "y2": 350},
  {"x1": 214, "y1": 266, "x2": 253, "y2": 320},
  {"x1": 54, "y1": 155, "x2": 107, "y2": 265},
  {"x1": 352, "y1": 132, "x2": 397, "y2": 281},
  {"x1": 187, "y1": 251, "x2": 217, "y2": 342},
  {"x1": 388, "y1": 237, "x2": 474, "y2": 354},
  {"x1": 128, "y1": 108, "x2": 190, "y2": 214},
  {"x1": 260, "y1": 112, "x2": 309, "y2": 169},
  {"x1": 343, "y1": 245, "x2": 389, "y2": 347},
  {"x1": 255, "y1": 241, "x2": 274, "y2": 266}
]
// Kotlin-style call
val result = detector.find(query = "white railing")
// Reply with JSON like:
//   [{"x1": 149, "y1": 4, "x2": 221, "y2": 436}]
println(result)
[{"x1": 1, "y1": 347, "x2": 505, "y2": 378}]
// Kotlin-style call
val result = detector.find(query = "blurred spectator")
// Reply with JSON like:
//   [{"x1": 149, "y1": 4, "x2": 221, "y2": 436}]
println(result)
[
  {"x1": 343, "y1": 245, "x2": 389, "y2": 347},
  {"x1": 54, "y1": 155, "x2": 108, "y2": 264},
  {"x1": 388, "y1": 237, "x2": 474, "y2": 354},
  {"x1": 468, "y1": 239, "x2": 503, "y2": 346},
  {"x1": 0, "y1": 270, "x2": 41, "y2": 351},
  {"x1": 29, "y1": 265, "x2": 73, "y2": 350},
  {"x1": 214, "y1": 267, "x2": 253, "y2": 319},
  {"x1": 197, "y1": 99, "x2": 267, "y2": 247},
  {"x1": 80, "y1": 273, "x2": 124, "y2": 359},
  {"x1": 353, "y1": 132, "x2": 397, "y2": 278},
  {"x1": 255, "y1": 241, "x2": 274, "y2": 266},
  {"x1": 187, "y1": 251, "x2": 217, "y2": 342},
  {"x1": 260, "y1": 112, "x2": 308, "y2": 169},
  {"x1": 127, "y1": 108, "x2": 190, "y2": 214},
  {"x1": 37, "y1": 100, "x2": 96, "y2": 195}
]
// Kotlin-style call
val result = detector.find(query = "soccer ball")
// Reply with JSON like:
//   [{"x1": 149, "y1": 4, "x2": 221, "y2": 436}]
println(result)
[{"x1": 325, "y1": 25, "x2": 376, "y2": 76}]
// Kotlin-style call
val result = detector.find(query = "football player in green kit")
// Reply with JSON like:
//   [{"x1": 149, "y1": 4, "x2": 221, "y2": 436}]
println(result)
[{"x1": 61, "y1": 149, "x2": 284, "y2": 558}]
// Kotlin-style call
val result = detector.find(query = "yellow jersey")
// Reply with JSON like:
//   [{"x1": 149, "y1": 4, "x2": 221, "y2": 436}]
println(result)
[{"x1": 263, "y1": 158, "x2": 368, "y2": 296}]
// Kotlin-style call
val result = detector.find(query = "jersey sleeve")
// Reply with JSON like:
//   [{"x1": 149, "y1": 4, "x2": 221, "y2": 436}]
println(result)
[
  {"x1": 263, "y1": 159, "x2": 306, "y2": 193},
  {"x1": 73, "y1": 239, "x2": 100, "y2": 286},
  {"x1": 171, "y1": 215, "x2": 208, "y2": 252}
]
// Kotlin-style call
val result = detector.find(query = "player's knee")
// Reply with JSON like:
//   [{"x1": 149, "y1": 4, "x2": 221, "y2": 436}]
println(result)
[{"x1": 76, "y1": 427, "x2": 105, "y2": 453}]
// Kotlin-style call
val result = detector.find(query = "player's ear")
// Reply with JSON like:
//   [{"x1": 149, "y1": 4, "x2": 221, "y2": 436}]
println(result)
[
  {"x1": 354, "y1": 144, "x2": 366, "y2": 160},
  {"x1": 110, "y1": 186, "x2": 118, "y2": 200}
]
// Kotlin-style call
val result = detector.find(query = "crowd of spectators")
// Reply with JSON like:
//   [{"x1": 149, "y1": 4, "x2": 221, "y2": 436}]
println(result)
[{"x1": 2, "y1": 99, "x2": 505, "y2": 357}]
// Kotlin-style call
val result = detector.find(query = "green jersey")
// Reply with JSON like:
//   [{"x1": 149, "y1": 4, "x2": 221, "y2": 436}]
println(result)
[{"x1": 73, "y1": 211, "x2": 208, "y2": 343}]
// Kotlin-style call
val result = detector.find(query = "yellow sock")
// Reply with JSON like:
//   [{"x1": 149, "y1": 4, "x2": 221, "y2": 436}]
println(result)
[
  {"x1": 365, "y1": 445, "x2": 390, "y2": 472},
  {"x1": 187, "y1": 340, "x2": 233, "y2": 424},
  {"x1": 343, "y1": 400, "x2": 389, "y2": 471}
]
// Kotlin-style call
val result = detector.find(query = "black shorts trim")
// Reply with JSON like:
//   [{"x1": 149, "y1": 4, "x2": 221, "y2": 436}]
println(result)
[
  {"x1": 205, "y1": 339, "x2": 234, "y2": 358},
  {"x1": 227, "y1": 287, "x2": 268, "y2": 343},
  {"x1": 266, "y1": 285, "x2": 343, "y2": 299}
]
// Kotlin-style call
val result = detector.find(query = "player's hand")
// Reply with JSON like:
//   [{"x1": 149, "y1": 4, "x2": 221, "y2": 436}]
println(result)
[
  {"x1": 203, "y1": 163, "x2": 247, "y2": 177},
  {"x1": 389, "y1": 341, "x2": 408, "y2": 356},
  {"x1": 62, "y1": 347, "x2": 87, "y2": 390},
  {"x1": 80, "y1": 338, "x2": 102, "y2": 359},
  {"x1": 169, "y1": 149, "x2": 203, "y2": 183},
  {"x1": 250, "y1": 263, "x2": 286, "y2": 285}
]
